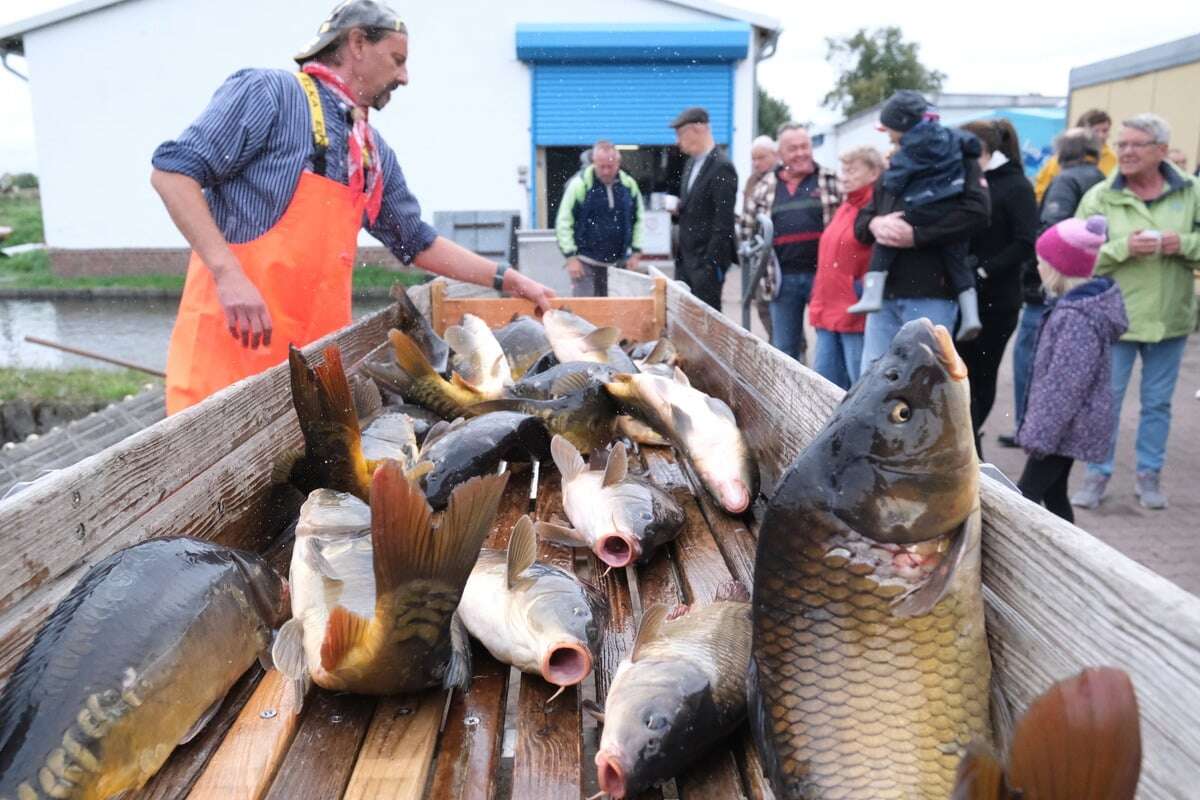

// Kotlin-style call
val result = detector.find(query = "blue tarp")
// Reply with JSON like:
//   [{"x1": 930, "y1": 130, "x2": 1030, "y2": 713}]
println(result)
[{"x1": 980, "y1": 107, "x2": 1068, "y2": 177}]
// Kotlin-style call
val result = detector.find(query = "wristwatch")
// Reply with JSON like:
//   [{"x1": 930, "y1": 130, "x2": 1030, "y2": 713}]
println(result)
[{"x1": 493, "y1": 262, "x2": 511, "y2": 292}]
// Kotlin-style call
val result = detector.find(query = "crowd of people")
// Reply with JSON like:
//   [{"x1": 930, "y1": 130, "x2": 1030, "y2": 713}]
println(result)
[{"x1": 555, "y1": 94, "x2": 1198, "y2": 521}]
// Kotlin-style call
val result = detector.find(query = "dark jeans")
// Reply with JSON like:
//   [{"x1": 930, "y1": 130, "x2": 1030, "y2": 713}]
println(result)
[
  {"x1": 1018, "y1": 453, "x2": 1075, "y2": 523},
  {"x1": 769, "y1": 271, "x2": 814, "y2": 363},
  {"x1": 678, "y1": 258, "x2": 725, "y2": 311},
  {"x1": 958, "y1": 307, "x2": 1020, "y2": 450},
  {"x1": 1012, "y1": 302, "x2": 1045, "y2": 431}
]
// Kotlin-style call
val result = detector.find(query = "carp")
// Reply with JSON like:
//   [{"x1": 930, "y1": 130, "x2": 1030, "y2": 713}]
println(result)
[
  {"x1": 458, "y1": 516, "x2": 608, "y2": 689},
  {"x1": 467, "y1": 371, "x2": 620, "y2": 454},
  {"x1": 0, "y1": 538, "x2": 287, "y2": 800},
  {"x1": 749, "y1": 318, "x2": 991, "y2": 799},
  {"x1": 542, "y1": 310, "x2": 638, "y2": 372},
  {"x1": 594, "y1": 582, "x2": 752, "y2": 799},
  {"x1": 444, "y1": 313, "x2": 513, "y2": 398},
  {"x1": 385, "y1": 329, "x2": 497, "y2": 420},
  {"x1": 536, "y1": 436, "x2": 684, "y2": 569},
  {"x1": 416, "y1": 412, "x2": 551, "y2": 510}
]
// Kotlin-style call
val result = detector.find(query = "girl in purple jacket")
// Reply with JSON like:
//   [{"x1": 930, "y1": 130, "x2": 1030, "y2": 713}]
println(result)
[{"x1": 1016, "y1": 216, "x2": 1128, "y2": 522}]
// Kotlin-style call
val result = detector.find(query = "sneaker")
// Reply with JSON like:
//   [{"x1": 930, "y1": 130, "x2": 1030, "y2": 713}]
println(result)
[
  {"x1": 1070, "y1": 471, "x2": 1109, "y2": 509},
  {"x1": 1135, "y1": 470, "x2": 1168, "y2": 510},
  {"x1": 996, "y1": 434, "x2": 1019, "y2": 449}
]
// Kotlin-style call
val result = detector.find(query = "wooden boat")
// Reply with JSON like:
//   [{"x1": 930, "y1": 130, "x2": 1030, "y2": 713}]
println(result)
[{"x1": 0, "y1": 269, "x2": 1196, "y2": 800}]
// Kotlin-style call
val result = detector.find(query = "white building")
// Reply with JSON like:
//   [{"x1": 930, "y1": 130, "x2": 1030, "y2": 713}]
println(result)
[
  {"x1": 812, "y1": 93, "x2": 1066, "y2": 178},
  {"x1": 0, "y1": 0, "x2": 780, "y2": 275}
]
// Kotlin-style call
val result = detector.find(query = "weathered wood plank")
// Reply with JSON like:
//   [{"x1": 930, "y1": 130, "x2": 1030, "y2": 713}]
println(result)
[
  {"x1": 187, "y1": 669, "x2": 303, "y2": 800},
  {"x1": 511, "y1": 675, "x2": 583, "y2": 799},
  {"x1": 261, "y1": 691, "x2": 377, "y2": 800},
  {"x1": 342, "y1": 693, "x2": 444, "y2": 800},
  {"x1": 614, "y1": 269, "x2": 1200, "y2": 797}
]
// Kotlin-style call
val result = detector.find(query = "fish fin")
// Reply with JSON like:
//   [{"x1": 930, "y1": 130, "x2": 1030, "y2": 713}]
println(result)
[
  {"x1": 506, "y1": 515, "x2": 538, "y2": 589},
  {"x1": 617, "y1": 415, "x2": 669, "y2": 447},
  {"x1": 704, "y1": 395, "x2": 737, "y2": 423},
  {"x1": 370, "y1": 461, "x2": 507, "y2": 593},
  {"x1": 405, "y1": 460, "x2": 435, "y2": 483},
  {"x1": 320, "y1": 605, "x2": 371, "y2": 672},
  {"x1": 490, "y1": 353, "x2": 508, "y2": 382},
  {"x1": 443, "y1": 324, "x2": 468, "y2": 356},
  {"x1": 892, "y1": 507, "x2": 979, "y2": 618},
  {"x1": 288, "y1": 345, "x2": 369, "y2": 499},
  {"x1": 351, "y1": 374, "x2": 384, "y2": 420},
  {"x1": 665, "y1": 604, "x2": 691, "y2": 621},
  {"x1": 272, "y1": 618, "x2": 308, "y2": 681},
  {"x1": 950, "y1": 743, "x2": 1014, "y2": 800},
  {"x1": 602, "y1": 442, "x2": 628, "y2": 487},
  {"x1": 673, "y1": 366, "x2": 691, "y2": 387},
  {"x1": 550, "y1": 371, "x2": 595, "y2": 398},
  {"x1": 422, "y1": 420, "x2": 453, "y2": 449},
  {"x1": 361, "y1": 358, "x2": 412, "y2": 396},
  {"x1": 550, "y1": 434, "x2": 587, "y2": 481},
  {"x1": 715, "y1": 579, "x2": 751, "y2": 603},
  {"x1": 642, "y1": 338, "x2": 674, "y2": 366},
  {"x1": 670, "y1": 405, "x2": 696, "y2": 440},
  {"x1": 582, "y1": 326, "x2": 620, "y2": 352},
  {"x1": 450, "y1": 372, "x2": 485, "y2": 394},
  {"x1": 747, "y1": 655, "x2": 786, "y2": 797},
  {"x1": 1006, "y1": 667, "x2": 1141, "y2": 800},
  {"x1": 631, "y1": 604, "x2": 669, "y2": 662},
  {"x1": 464, "y1": 398, "x2": 523, "y2": 416},
  {"x1": 581, "y1": 698, "x2": 606, "y2": 723},
  {"x1": 389, "y1": 329, "x2": 436, "y2": 379},
  {"x1": 443, "y1": 613, "x2": 473, "y2": 691},
  {"x1": 303, "y1": 539, "x2": 341, "y2": 582},
  {"x1": 533, "y1": 520, "x2": 588, "y2": 548},
  {"x1": 179, "y1": 692, "x2": 227, "y2": 745}
]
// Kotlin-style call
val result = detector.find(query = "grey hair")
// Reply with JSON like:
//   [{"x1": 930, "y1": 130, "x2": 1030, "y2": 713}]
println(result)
[
  {"x1": 1122, "y1": 113, "x2": 1171, "y2": 145},
  {"x1": 775, "y1": 121, "x2": 809, "y2": 138},
  {"x1": 840, "y1": 146, "x2": 884, "y2": 173},
  {"x1": 751, "y1": 135, "x2": 777, "y2": 152},
  {"x1": 592, "y1": 140, "x2": 618, "y2": 155},
  {"x1": 1055, "y1": 127, "x2": 1101, "y2": 164}
]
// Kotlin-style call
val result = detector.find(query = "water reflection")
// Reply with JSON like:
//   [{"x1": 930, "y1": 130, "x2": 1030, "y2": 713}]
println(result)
[{"x1": 0, "y1": 297, "x2": 394, "y2": 371}]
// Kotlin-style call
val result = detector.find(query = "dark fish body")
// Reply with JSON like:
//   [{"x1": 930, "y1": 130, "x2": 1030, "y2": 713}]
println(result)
[
  {"x1": 509, "y1": 362, "x2": 616, "y2": 400},
  {"x1": 595, "y1": 585, "x2": 752, "y2": 799},
  {"x1": 289, "y1": 345, "x2": 372, "y2": 501},
  {"x1": 391, "y1": 284, "x2": 450, "y2": 375},
  {"x1": 494, "y1": 315, "x2": 553, "y2": 379},
  {"x1": 417, "y1": 412, "x2": 551, "y2": 509},
  {"x1": 750, "y1": 319, "x2": 991, "y2": 799},
  {"x1": 0, "y1": 538, "x2": 286, "y2": 800},
  {"x1": 523, "y1": 349, "x2": 560, "y2": 377},
  {"x1": 467, "y1": 382, "x2": 619, "y2": 454}
]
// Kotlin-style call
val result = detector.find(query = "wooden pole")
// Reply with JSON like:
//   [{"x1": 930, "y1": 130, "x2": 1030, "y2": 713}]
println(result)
[{"x1": 23, "y1": 335, "x2": 166, "y2": 377}]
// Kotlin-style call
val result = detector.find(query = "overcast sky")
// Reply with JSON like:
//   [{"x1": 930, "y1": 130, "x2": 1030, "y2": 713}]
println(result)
[{"x1": 1, "y1": 0, "x2": 1197, "y2": 173}]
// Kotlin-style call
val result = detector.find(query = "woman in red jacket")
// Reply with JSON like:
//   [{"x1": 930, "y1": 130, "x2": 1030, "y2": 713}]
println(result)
[{"x1": 810, "y1": 147, "x2": 884, "y2": 388}]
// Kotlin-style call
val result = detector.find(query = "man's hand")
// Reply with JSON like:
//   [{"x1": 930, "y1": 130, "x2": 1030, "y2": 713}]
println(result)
[
  {"x1": 1127, "y1": 230, "x2": 1161, "y2": 257},
  {"x1": 212, "y1": 261, "x2": 272, "y2": 349},
  {"x1": 506, "y1": 269, "x2": 558, "y2": 314},
  {"x1": 1160, "y1": 231, "x2": 1181, "y2": 256},
  {"x1": 626, "y1": 253, "x2": 643, "y2": 272},
  {"x1": 869, "y1": 212, "x2": 916, "y2": 248},
  {"x1": 565, "y1": 256, "x2": 584, "y2": 280}
]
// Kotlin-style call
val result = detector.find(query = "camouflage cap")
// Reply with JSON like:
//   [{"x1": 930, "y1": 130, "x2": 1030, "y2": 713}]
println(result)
[{"x1": 294, "y1": 0, "x2": 407, "y2": 63}]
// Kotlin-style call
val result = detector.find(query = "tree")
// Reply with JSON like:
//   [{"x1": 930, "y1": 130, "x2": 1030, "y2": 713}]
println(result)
[
  {"x1": 822, "y1": 27, "x2": 946, "y2": 118},
  {"x1": 757, "y1": 87, "x2": 791, "y2": 138}
]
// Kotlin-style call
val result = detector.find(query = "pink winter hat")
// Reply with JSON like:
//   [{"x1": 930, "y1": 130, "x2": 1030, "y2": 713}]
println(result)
[{"x1": 1036, "y1": 215, "x2": 1107, "y2": 278}]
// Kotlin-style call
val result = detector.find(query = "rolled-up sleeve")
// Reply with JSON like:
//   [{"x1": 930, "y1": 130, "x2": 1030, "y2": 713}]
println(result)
[
  {"x1": 367, "y1": 138, "x2": 438, "y2": 264},
  {"x1": 152, "y1": 70, "x2": 280, "y2": 188}
]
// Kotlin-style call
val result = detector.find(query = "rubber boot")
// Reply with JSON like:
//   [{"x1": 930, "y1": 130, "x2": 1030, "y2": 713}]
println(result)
[
  {"x1": 956, "y1": 287, "x2": 982, "y2": 342},
  {"x1": 847, "y1": 272, "x2": 886, "y2": 315}
]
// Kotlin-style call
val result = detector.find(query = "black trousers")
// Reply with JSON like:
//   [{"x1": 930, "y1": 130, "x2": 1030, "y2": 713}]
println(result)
[
  {"x1": 959, "y1": 308, "x2": 1020, "y2": 446},
  {"x1": 678, "y1": 259, "x2": 726, "y2": 311},
  {"x1": 1018, "y1": 453, "x2": 1075, "y2": 523}
]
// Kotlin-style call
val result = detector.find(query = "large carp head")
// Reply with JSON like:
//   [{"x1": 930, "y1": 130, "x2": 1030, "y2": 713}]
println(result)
[
  {"x1": 816, "y1": 318, "x2": 977, "y2": 544},
  {"x1": 516, "y1": 570, "x2": 608, "y2": 687}
]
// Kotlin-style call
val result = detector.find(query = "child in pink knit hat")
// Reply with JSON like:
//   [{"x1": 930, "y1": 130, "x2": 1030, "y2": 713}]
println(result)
[{"x1": 1014, "y1": 215, "x2": 1128, "y2": 521}]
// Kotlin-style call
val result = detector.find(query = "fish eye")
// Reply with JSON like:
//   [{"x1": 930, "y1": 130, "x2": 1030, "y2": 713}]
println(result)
[
  {"x1": 645, "y1": 712, "x2": 668, "y2": 731},
  {"x1": 885, "y1": 367, "x2": 901, "y2": 382},
  {"x1": 889, "y1": 401, "x2": 912, "y2": 424}
]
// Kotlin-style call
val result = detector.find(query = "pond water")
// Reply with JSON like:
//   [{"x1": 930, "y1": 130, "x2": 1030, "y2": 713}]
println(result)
[{"x1": 0, "y1": 297, "x2": 394, "y2": 371}]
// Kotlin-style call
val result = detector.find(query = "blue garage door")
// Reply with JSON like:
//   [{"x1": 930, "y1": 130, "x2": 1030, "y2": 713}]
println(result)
[{"x1": 532, "y1": 63, "x2": 734, "y2": 146}]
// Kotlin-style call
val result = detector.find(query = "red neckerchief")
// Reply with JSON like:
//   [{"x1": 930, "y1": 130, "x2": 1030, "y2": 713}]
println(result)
[{"x1": 301, "y1": 63, "x2": 384, "y2": 224}]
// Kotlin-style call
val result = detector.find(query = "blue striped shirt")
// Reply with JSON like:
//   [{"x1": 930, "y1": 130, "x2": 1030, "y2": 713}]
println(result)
[{"x1": 152, "y1": 68, "x2": 437, "y2": 262}]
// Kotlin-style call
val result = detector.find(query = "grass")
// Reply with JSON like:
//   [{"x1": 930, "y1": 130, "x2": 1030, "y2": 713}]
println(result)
[
  {"x1": 0, "y1": 193, "x2": 429, "y2": 292},
  {"x1": 0, "y1": 367, "x2": 157, "y2": 404}
]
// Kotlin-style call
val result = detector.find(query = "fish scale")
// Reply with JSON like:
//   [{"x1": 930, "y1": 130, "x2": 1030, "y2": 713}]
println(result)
[{"x1": 755, "y1": 515, "x2": 990, "y2": 799}]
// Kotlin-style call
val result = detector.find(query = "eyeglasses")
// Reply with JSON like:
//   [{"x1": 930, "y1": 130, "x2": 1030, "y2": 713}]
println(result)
[{"x1": 1115, "y1": 141, "x2": 1159, "y2": 151}]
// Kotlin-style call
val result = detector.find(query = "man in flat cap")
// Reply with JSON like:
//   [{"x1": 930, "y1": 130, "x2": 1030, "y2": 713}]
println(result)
[
  {"x1": 151, "y1": 0, "x2": 555, "y2": 414},
  {"x1": 671, "y1": 107, "x2": 739, "y2": 311}
]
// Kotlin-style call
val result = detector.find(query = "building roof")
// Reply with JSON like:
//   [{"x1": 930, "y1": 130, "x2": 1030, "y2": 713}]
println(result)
[
  {"x1": 1069, "y1": 33, "x2": 1200, "y2": 90},
  {"x1": 0, "y1": 0, "x2": 780, "y2": 54}
]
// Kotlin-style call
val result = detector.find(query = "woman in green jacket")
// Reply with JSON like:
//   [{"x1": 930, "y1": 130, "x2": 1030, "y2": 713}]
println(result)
[{"x1": 1070, "y1": 113, "x2": 1200, "y2": 511}]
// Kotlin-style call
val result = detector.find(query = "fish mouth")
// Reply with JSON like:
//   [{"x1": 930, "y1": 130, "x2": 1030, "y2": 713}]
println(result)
[
  {"x1": 716, "y1": 479, "x2": 751, "y2": 514},
  {"x1": 923, "y1": 319, "x2": 968, "y2": 381},
  {"x1": 595, "y1": 750, "x2": 628, "y2": 798},
  {"x1": 541, "y1": 641, "x2": 593, "y2": 686},
  {"x1": 596, "y1": 533, "x2": 639, "y2": 568}
]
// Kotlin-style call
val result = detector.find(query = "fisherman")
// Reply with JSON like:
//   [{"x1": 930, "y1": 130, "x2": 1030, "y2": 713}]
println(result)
[{"x1": 151, "y1": 0, "x2": 555, "y2": 414}]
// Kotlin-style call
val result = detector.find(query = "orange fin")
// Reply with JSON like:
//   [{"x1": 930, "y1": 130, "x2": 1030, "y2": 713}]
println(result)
[
  {"x1": 389, "y1": 329, "x2": 436, "y2": 379},
  {"x1": 288, "y1": 345, "x2": 369, "y2": 499},
  {"x1": 320, "y1": 605, "x2": 371, "y2": 672},
  {"x1": 1007, "y1": 667, "x2": 1142, "y2": 800},
  {"x1": 951, "y1": 742, "x2": 1014, "y2": 800},
  {"x1": 450, "y1": 372, "x2": 484, "y2": 394}
]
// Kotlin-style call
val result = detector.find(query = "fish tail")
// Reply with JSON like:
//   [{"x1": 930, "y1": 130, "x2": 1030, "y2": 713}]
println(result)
[
  {"x1": 370, "y1": 462, "x2": 508, "y2": 593},
  {"x1": 320, "y1": 605, "x2": 372, "y2": 672},
  {"x1": 389, "y1": 329, "x2": 437, "y2": 379},
  {"x1": 950, "y1": 743, "x2": 1013, "y2": 800},
  {"x1": 288, "y1": 345, "x2": 370, "y2": 497},
  {"x1": 1003, "y1": 667, "x2": 1141, "y2": 800}
]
